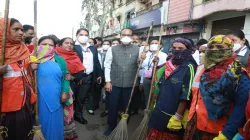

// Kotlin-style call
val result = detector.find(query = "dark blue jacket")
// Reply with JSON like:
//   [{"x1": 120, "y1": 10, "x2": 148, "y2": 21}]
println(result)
[
  {"x1": 149, "y1": 58, "x2": 197, "y2": 132},
  {"x1": 222, "y1": 72, "x2": 249, "y2": 139},
  {"x1": 74, "y1": 45, "x2": 102, "y2": 83}
]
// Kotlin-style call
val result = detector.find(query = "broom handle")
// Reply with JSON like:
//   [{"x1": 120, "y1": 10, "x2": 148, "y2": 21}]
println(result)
[
  {"x1": 146, "y1": 23, "x2": 163, "y2": 109},
  {"x1": 146, "y1": 21, "x2": 154, "y2": 43},
  {"x1": 33, "y1": 0, "x2": 39, "y2": 126},
  {"x1": 124, "y1": 22, "x2": 154, "y2": 114},
  {"x1": 0, "y1": 0, "x2": 10, "y2": 118},
  {"x1": 125, "y1": 61, "x2": 142, "y2": 114}
]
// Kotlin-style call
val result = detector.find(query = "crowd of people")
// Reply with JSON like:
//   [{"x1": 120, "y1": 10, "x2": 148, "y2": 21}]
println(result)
[{"x1": 0, "y1": 17, "x2": 250, "y2": 140}]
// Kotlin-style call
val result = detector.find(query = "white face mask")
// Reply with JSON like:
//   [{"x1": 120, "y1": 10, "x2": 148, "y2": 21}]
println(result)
[
  {"x1": 233, "y1": 43, "x2": 242, "y2": 52},
  {"x1": 77, "y1": 36, "x2": 89, "y2": 44},
  {"x1": 199, "y1": 53, "x2": 205, "y2": 65},
  {"x1": 102, "y1": 45, "x2": 110, "y2": 51},
  {"x1": 141, "y1": 46, "x2": 149, "y2": 52},
  {"x1": 150, "y1": 44, "x2": 158, "y2": 51},
  {"x1": 121, "y1": 36, "x2": 132, "y2": 45},
  {"x1": 132, "y1": 42, "x2": 140, "y2": 46},
  {"x1": 97, "y1": 47, "x2": 103, "y2": 51}
]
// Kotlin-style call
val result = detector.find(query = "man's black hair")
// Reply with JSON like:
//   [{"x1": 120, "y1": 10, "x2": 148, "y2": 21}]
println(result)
[
  {"x1": 76, "y1": 28, "x2": 89, "y2": 36},
  {"x1": 196, "y1": 39, "x2": 208, "y2": 47},
  {"x1": 149, "y1": 37, "x2": 163, "y2": 45},
  {"x1": 120, "y1": 28, "x2": 133, "y2": 34},
  {"x1": 112, "y1": 38, "x2": 121, "y2": 44},
  {"x1": 102, "y1": 40, "x2": 111, "y2": 45},
  {"x1": 89, "y1": 38, "x2": 97, "y2": 44},
  {"x1": 23, "y1": 25, "x2": 34, "y2": 32},
  {"x1": 94, "y1": 37, "x2": 103, "y2": 43}
]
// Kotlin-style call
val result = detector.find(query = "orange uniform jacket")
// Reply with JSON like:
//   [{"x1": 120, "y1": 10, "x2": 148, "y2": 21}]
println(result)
[
  {"x1": 188, "y1": 65, "x2": 229, "y2": 134},
  {"x1": 2, "y1": 58, "x2": 37, "y2": 112}
]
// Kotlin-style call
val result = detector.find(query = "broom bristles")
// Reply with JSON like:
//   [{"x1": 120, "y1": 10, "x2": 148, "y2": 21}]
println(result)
[
  {"x1": 30, "y1": 125, "x2": 45, "y2": 140},
  {"x1": 0, "y1": 126, "x2": 7, "y2": 140},
  {"x1": 107, "y1": 114, "x2": 129, "y2": 140},
  {"x1": 131, "y1": 109, "x2": 150, "y2": 140}
]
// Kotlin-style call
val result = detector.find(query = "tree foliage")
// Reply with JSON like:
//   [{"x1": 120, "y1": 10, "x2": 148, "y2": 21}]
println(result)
[{"x1": 81, "y1": 0, "x2": 114, "y2": 37}]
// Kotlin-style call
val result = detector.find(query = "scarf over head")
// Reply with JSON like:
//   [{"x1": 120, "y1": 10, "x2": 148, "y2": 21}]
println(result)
[
  {"x1": 56, "y1": 46, "x2": 85, "y2": 73},
  {"x1": 36, "y1": 45, "x2": 55, "y2": 63},
  {"x1": 0, "y1": 18, "x2": 30, "y2": 64},
  {"x1": 171, "y1": 38, "x2": 193, "y2": 65},
  {"x1": 204, "y1": 35, "x2": 234, "y2": 70}
]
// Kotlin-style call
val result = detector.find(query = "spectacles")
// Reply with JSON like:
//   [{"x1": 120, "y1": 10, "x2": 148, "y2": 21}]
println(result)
[{"x1": 121, "y1": 34, "x2": 132, "y2": 37}]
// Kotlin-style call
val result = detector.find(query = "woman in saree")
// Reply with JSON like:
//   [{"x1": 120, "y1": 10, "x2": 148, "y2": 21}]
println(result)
[
  {"x1": 0, "y1": 18, "x2": 37, "y2": 140},
  {"x1": 35, "y1": 36, "x2": 70, "y2": 140},
  {"x1": 147, "y1": 37, "x2": 197, "y2": 140},
  {"x1": 56, "y1": 37, "x2": 86, "y2": 140},
  {"x1": 184, "y1": 35, "x2": 249, "y2": 140}
]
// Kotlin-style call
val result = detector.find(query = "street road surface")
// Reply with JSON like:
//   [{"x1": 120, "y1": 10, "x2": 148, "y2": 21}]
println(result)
[{"x1": 76, "y1": 103, "x2": 144, "y2": 140}]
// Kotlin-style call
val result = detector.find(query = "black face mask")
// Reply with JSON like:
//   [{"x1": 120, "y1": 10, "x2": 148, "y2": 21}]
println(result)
[{"x1": 171, "y1": 49, "x2": 193, "y2": 65}]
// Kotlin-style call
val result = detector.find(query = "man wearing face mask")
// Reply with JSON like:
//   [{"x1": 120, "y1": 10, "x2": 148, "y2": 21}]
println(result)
[
  {"x1": 193, "y1": 39, "x2": 208, "y2": 65},
  {"x1": 103, "y1": 28, "x2": 140, "y2": 137},
  {"x1": 111, "y1": 38, "x2": 121, "y2": 47},
  {"x1": 94, "y1": 37, "x2": 103, "y2": 52},
  {"x1": 74, "y1": 28, "x2": 102, "y2": 124},
  {"x1": 198, "y1": 44, "x2": 207, "y2": 65},
  {"x1": 140, "y1": 38, "x2": 167, "y2": 106},
  {"x1": 94, "y1": 40, "x2": 111, "y2": 116}
]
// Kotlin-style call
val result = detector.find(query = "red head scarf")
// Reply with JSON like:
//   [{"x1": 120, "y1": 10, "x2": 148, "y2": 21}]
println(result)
[
  {"x1": 0, "y1": 18, "x2": 30, "y2": 64},
  {"x1": 56, "y1": 46, "x2": 85, "y2": 73}
]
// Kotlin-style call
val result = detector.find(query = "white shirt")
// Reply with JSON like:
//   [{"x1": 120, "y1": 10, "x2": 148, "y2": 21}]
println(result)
[
  {"x1": 81, "y1": 44, "x2": 94, "y2": 74},
  {"x1": 98, "y1": 53, "x2": 102, "y2": 68},
  {"x1": 192, "y1": 50, "x2": 200, "y2": 65},
  {"x1": 140, "y1": 51, "x2": 167, "y2": 84},
  {"x1": 237, "y1": 45, "x2": 248, "y2": 56},
  {"x1": 104, "y1": 46, "x2": 141, "y2": 82}
]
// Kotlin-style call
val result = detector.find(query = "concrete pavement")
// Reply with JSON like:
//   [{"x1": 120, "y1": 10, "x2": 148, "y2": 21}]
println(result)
[{"x1": 75, "y1": 103, "x2": 144, "y2": 140}]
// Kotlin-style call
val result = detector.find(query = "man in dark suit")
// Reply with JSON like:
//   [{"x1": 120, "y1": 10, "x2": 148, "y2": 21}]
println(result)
[{"x1": 73, "y1": 28, "x2": 102, "y2": 124}]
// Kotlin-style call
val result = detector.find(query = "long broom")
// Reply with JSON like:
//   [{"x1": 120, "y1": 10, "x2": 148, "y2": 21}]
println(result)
[
  {"x1": 0, "y1": 0, "x2": 10, "y2": 139},
  {"x1": 131, "y1": 23, "x2": 164, "y2": 140},
  {"x1": 107, "y1": 22, "x2": 154, "y2": 140},
  {"x1": 29, "y1": 0, "x2": 45, "y2": 139}
]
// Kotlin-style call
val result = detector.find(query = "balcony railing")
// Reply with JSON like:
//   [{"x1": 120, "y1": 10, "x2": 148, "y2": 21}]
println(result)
[
  {"x1": 136, "y1": 2, "x2": 162, "y2": 17},
  {"x1": 126, "y1": 0, "x2": 135, "y2": 4}
]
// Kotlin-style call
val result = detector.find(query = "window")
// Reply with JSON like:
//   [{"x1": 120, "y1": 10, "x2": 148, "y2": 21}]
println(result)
[{"x1": 125, "y1": 9, "x2": 135, "y2": 19}]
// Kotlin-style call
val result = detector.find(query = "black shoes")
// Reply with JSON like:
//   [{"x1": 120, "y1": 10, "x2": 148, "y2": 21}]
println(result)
[
  {"x1": 87, "y1": 110, "x2": 95, "y2": 115},
  {"x1": 74, "y1": 115, "x2": 88, "y2": 125},
  {"x1": 100, "y1": 111, "x2": 108, "y2": 117}
]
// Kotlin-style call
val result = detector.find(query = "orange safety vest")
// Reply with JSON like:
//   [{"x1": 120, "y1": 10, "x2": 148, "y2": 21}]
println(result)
[
  {"x1": 188, "y1": 65, "x2": 229, "y2": 134},
  {"x1": 2, "y1": 58, "x2": 37, "y2": 112}
]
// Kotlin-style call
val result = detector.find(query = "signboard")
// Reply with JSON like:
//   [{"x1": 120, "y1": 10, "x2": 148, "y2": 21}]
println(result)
[
  {"x1": 166, "y1": 23, "x2": 203, "y2": 35},
  {"x1": 162, "y1": 0, "x2": 169, "y2": 24},
  {"x1": 130, "y1": 8, "x2": 162, "y2": 30}
]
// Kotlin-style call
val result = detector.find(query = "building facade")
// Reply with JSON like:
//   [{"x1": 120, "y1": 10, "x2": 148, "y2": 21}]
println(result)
[
  {"x1": 192, "y1": 0, "x2": 250, "y2": 41},
  {"x1": 101, "y1": 0, "x2": 250, "y2": 51}
]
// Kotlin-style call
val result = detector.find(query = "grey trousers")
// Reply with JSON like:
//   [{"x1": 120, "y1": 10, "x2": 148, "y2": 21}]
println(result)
[{"x1": 142, "y1": 78, "x2": 152, "y2": 105}]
